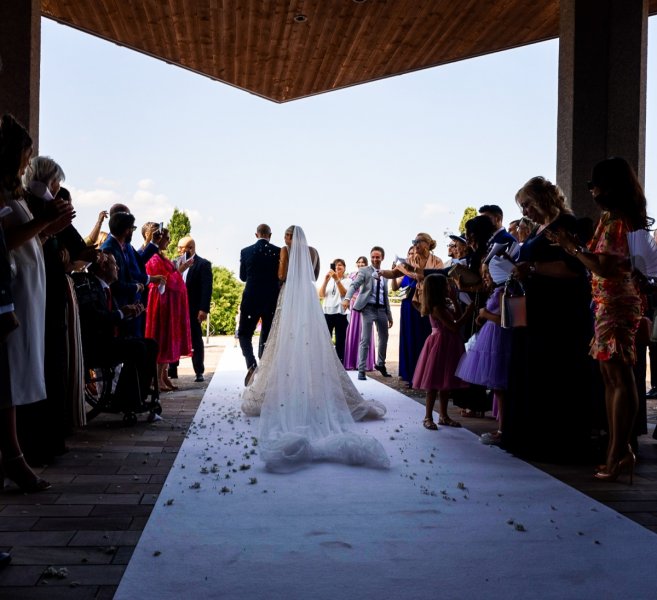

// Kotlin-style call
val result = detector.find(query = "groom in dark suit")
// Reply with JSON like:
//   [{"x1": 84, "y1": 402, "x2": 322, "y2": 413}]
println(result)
[{"x1": 238, "y1": 224, "x2": 280, "y2": 384}]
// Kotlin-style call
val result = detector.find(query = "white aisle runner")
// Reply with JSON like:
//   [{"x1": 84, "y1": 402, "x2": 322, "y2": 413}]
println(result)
[{"x1": 116, "y1": 342, "x2": 657, "y2": 600}]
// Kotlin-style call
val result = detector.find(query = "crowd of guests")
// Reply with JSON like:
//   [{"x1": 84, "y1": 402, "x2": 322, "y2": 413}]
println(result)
[
  {"x1": 1, "y1": 114, "x2": 211, "y2": 503},
  {"x1": 317, "y1": 163, "x2": 654, "y2": 484}
]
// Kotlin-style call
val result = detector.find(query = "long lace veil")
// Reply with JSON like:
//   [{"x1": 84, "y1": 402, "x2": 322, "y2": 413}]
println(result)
[{"x1": 251, "y1": 226, "x2": 389, "y2": 472}]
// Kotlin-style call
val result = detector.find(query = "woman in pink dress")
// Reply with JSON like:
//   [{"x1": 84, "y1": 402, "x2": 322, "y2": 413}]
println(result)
[{"x1": 145, "y1": 228, "x2": 192, "y2": 391}]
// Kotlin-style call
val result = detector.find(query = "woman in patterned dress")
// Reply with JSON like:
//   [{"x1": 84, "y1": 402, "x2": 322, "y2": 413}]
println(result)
[{"x1": 549, "y1": 157, "x2": 649, "y2": 482}]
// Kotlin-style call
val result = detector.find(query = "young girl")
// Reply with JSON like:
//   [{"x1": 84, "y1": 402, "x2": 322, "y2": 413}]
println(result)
[
  {"x1": 455, "y1": 269, "x2": 513, "y2": 445},
  {"x1": 412, "y1": 274, "x2": 474, "y2": 430}
]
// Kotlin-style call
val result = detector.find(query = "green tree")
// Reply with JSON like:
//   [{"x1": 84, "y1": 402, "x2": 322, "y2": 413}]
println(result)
[
  {"x1": 166, "y1": 208, "x2": 191, "y2": 258},
  {"x1": 458, "y1": 207, "x2": 478, "y2": 235},
  {"x1": 209, "y1": 266, "x2": 244, "y2": 335}
]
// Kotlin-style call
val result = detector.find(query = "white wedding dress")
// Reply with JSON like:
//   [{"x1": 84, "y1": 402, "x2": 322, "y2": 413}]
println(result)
[{"x1": 241, "y1": 226, "x2": 389, "y2": 473}]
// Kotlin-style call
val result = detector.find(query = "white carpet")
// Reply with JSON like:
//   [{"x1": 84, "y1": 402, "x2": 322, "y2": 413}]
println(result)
[{"x1": 116, "y1": 341, "x2": 657, "y2": 600}]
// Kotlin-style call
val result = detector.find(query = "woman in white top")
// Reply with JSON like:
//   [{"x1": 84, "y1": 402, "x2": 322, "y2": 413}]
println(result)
[{"x1": 319, "y1": 258, "x2": 351, "y2": 364}]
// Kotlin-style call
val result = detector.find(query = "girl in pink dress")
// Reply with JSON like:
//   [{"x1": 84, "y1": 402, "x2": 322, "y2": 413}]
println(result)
[
  {"x1": 145, "y1": 228, "x2": 192, "y2": 391},
  {"x1": 413, "y1": 274, "x2": 474, "y2": 430}
]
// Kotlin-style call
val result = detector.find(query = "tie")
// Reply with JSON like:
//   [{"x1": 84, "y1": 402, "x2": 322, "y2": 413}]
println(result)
[
  {"x1": 375, "y1": 275, "x2": 381, "y2": 307},
  {"x1": 105, "y1": 287, "x2": 112, "y2": 310}
]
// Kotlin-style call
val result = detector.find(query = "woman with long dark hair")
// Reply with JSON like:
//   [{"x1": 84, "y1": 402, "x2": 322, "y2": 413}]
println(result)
[{"x1": 549, "y1": 157, "x2": 650, "y2": 482}]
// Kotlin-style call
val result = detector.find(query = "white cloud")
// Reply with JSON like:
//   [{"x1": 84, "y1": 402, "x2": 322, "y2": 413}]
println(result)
[
  {"x1": 68, "y1": 186, "x2": 123, "y2": 209},
  {"x1": 137, "y1": 178, "x2": 155, "y2": 190},
  {"x1": 95, "y1": 176, "x2": 120, "y2": 188}
]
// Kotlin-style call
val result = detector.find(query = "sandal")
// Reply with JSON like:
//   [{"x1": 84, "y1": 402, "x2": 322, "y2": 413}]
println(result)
[
  {"x1": 423, "y1": 418, "x2": 438, "y2": 431},
  {"x1": 1, "y1": 454, "x2": 51, "y2": 493},
  {"x1": 438, "y1": 416, "x2": 462, "y2": 428}
]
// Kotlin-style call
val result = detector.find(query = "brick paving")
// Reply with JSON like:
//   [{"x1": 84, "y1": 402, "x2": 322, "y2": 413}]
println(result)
[
  {"x1": 0, "y1": 343, "x2": 222, "y2": 599},
  {"x1": 1, "y1": 335, "x2": 656, "y2": 598}
]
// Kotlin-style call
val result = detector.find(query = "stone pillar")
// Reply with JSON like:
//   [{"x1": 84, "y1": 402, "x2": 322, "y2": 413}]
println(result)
[
  {"x1": 0, "y1": 0, "x2": 41, "y2": 149},
  {"x1": 557, "y1": 0, "x2": 648, "y2": 220}
]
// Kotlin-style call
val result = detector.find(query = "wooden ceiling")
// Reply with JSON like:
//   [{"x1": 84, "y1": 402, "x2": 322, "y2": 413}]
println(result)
[{"x1": 41, "y1": 0, "x2": 657, "y2": 103}]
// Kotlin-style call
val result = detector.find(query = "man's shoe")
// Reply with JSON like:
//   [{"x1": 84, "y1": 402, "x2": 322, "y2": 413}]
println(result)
[
  {"x1": 375, "y1": 365, "x2": 392, "y2": 377},
  {"x1": 0, "y1": 552, "x2": 11, "y2": 569},
  {"x1": 194, "y1": 374, "x2": 205, "y2": 383},
  {"x1": 244, "y1": 365, "x2": 257, "y2": 386},
  {"x1": 357, "y1": 371, "x2": 367, "y2": 381},
  {"x1": 646, "y1": 386, "x2": 657, "y2": 399}
]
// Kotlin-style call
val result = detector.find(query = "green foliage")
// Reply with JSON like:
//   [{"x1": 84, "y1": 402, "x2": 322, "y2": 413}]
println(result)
[
  {"x1": 166, "y1": 208, "x2": 191, "y2": 259},
  {"x1": 209, "y1": 266, "x2": 244, "y2": 335},
  {"x1": 458, "y1": 207, "x2": 478, "y2": 235}
]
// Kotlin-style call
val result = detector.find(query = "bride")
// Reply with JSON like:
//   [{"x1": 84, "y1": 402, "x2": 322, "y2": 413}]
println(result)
[{"x1": 242, "y1": 225, "x2": 389, "y2": 472}]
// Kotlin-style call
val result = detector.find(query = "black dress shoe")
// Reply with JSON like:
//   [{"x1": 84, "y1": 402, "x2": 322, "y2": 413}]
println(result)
[
  {"x1": 0, "y1": 552, "x2": 11, "y2": 568},
  {"x1": 244, "y1": 365, "x2": 256, "y2": 386},
  {"x1": 358, "y1": 372, "x2": 367, "y2": 381},
  {"x1": 194, "y1": 374, "x2": 205, "y2": 383},
  {"x1": 646, "y1": 386, "x2": 657, "y2": 399},
  {"x1": 375, "y1": 365, "x2": 392, "y2": 377}
]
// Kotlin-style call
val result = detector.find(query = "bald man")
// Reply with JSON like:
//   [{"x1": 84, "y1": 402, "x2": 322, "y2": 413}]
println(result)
[
  {"x1": 175, "y1": 236, "x2": 212, "y2": 382},
  {"x1": 237, "y1": 224, "x2": 281, "y2": 384}
]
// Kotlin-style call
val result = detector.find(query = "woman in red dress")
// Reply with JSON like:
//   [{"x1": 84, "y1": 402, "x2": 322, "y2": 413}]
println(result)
[{"x1": 145, "y1": 228, "x2": 192, "y2": 391}]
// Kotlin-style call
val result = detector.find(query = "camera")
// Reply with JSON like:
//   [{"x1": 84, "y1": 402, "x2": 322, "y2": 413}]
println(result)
[{"x1": 330, "y1": 262, "x2": 336, "y2": 271}]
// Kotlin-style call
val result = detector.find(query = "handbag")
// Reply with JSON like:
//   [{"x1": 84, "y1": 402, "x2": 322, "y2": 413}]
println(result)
[{"x1": 501, "y1": 278, "x2": 527, "y2": 329}]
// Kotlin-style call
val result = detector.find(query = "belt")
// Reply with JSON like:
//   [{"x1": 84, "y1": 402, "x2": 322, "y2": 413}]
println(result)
[{"x1": 367, "y1": 303, "x2": 385, "y2": 308}]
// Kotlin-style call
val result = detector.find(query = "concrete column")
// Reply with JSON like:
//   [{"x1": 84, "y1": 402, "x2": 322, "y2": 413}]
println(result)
[
  {"x1": 557, "y1": 0, "x2": 648, "y2": 221},
  {"x1": 0, "y1": 0, "x2": 41, "y2": 150}
]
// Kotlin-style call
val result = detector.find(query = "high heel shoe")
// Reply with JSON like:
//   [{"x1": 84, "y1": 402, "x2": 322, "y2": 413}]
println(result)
[
  {"x1": 1, "y1": 454, "x2": 51, "y2": 493},
  {"x1": 594, "y1": 450, "x2": 636, "y2": 485}
]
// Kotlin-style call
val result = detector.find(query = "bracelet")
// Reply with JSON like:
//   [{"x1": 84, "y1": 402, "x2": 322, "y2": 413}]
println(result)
[{"x1": 573, "y1": 246, "x2": 584, "y2": 256}]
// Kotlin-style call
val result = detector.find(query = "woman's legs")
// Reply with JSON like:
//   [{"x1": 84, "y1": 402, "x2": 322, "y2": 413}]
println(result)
[
  {"x1": 0, "y1": 406, "x2": 49, "y2": 490},
  {"x1": 599, "y1": 360, "x2": 638, "y2": 470}
]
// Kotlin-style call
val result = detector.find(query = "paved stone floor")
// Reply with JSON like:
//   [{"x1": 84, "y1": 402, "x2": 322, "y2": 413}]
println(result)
[{"x1": 1, "y1": 337, "x2": 656, "y2": 598}]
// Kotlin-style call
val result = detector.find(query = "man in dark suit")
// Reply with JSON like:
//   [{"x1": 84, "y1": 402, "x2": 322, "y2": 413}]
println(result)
[
  {"x1": 101, "y1": 212, "x2": 165, "y2": 336},
  {"x1": 237, "y1": 224, "x2": 280, "y2": 384},
  {"x1": 175, "y1": 236, "x2": 213, "y2": 382},
  {"x1": 105, "y1": 206, "x2": 161, "y2": 335},
  {"x1": 72, "y1": 251, "x2": 158, "y2": 406},
  {"x1": 479, "y1": 204, "x2": 519, "y2": 261}
]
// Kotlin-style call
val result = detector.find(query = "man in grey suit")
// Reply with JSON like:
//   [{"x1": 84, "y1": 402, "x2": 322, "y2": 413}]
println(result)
[{"x1": 342, "y1": 246, "x2": 393, "y2": 381}]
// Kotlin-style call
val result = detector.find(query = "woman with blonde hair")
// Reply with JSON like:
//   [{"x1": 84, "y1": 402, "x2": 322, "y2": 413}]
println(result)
[
  {"x1": 502, "y1": 176, "x2": 593, "y2": 463},
  {"x1": 380, "y1": 232, "x2": 444, "y2": 310}
]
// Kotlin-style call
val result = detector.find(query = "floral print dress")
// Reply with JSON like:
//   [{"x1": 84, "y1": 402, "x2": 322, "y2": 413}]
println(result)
[{"x1": 588, "y1": 212, "x2": 642, "y2": 364}]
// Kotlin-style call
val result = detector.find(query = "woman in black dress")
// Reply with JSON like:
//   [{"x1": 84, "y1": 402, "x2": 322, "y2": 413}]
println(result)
[{"x1": 502, "y1": 176, "x2": 595, "y2": 463}]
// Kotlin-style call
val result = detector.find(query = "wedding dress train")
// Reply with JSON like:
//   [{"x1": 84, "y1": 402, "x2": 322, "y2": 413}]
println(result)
[{"x1": 241, "y1": 226, "x2": 389, "y2": 473}]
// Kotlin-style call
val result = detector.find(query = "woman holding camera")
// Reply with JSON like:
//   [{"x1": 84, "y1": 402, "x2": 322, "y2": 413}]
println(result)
[
  {"x1": 320, "y1": 258, "x2": 351, "y2": 364},
  {"x1": 145, "y1": 227, "x2": 191, "y2": 391}
]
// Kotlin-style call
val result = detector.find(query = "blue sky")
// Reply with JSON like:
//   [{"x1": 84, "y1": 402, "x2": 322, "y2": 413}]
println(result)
[{"x1": 38, "y1": 17, "x2": 657, "y2": 275}]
